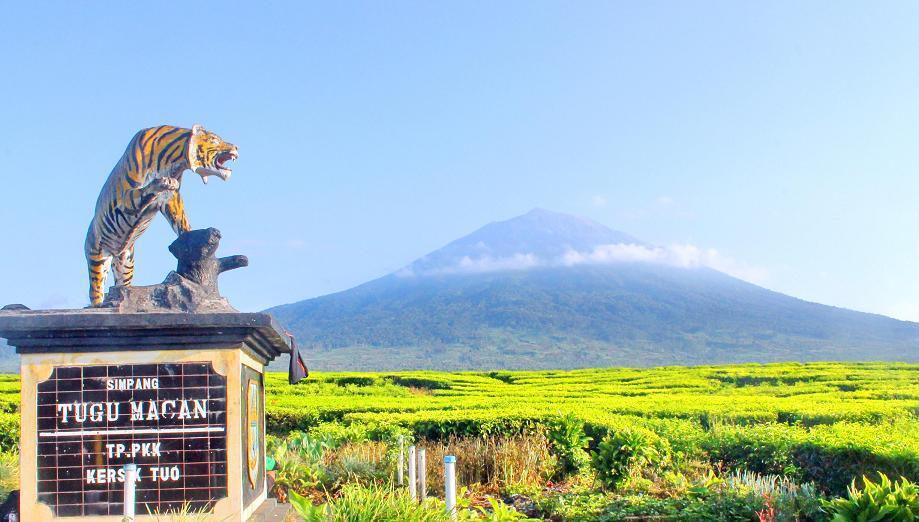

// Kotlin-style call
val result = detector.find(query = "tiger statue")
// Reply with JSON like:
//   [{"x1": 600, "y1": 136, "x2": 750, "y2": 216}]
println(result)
[{"x1": 84, "y1": 124, "x2": 238, "y2": 306}]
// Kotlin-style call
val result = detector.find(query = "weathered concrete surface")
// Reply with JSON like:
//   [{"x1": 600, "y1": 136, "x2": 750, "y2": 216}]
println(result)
[
  {"x1": 102, "y1": 228, "x2": 248, "y2": 313},
  {"x1": 0, "y1": 309, "x2": 291, "y2": 363}
]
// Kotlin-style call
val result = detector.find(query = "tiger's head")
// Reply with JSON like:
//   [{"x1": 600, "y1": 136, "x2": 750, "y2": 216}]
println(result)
[{"x1": 188, "y1": 124, "x2": 239, "y2": 184}]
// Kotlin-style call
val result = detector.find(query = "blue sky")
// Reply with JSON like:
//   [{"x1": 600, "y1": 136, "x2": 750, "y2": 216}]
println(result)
[{"x1": 2, "y1": 2, "x2": 919, "y2": 318}]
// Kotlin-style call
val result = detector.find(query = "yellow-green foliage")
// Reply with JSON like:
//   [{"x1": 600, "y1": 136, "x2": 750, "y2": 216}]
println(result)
[
  {"x1": 0, "y1": 451, "x2": 18, "y2": 498},
  {"x1": 0, "y1": 363, "x2": 916, "y2": 496},
  {"x1": 264, "y1": 363, "x2": 919, "y2": 495}
]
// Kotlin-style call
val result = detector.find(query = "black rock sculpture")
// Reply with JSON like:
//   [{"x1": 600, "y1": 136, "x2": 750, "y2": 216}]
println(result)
[{"x1": 102, "y1": 228, "x2": 248, "y2": 313}]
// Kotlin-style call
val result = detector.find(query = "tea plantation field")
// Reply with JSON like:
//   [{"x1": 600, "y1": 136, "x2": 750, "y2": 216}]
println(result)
[
  {"x1": 0, "y1": 362, "x2": 916, "y2": 520},
  {"x1": 264, "y1": 363, "x2": 919, "y2": 493},
  {"x1": 264, "y1": 362, "x2": 919, "y2": 520}
]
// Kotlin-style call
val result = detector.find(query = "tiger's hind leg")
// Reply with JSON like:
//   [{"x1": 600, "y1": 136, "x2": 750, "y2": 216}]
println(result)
[
  {"x1": 113, "y1": 248, "x2": 135, "y2": 288},
  {"x1": 87, "y1": 250, "x2": 113, "y2": 307}
]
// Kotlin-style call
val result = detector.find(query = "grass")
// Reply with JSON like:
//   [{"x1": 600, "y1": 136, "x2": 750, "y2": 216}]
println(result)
[
  {"x1": 418, "y1": 434, "x2": 554, "y2": 495},
  {"x1": 290, "y1": 484, "x2": 454, "y2": 522}
]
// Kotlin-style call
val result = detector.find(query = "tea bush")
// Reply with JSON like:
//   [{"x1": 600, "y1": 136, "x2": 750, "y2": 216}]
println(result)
[
  {"x1": 267, "y1": 363, "x2": 919, "y2": 496},
  {"x1": 546, "y1": 414, "x2": 591, "y2": 477},
  {"x1": 590, "y1": 429, "x2": 670, "y2": 490},
  {"x1": 0, "y1": 363, "x2": 917, "y2": 510}
]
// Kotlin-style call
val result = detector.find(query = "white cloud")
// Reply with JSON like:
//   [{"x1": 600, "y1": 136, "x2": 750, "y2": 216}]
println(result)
[
  {"x1": 415, "y1": 254, "x2": 541, "y2": 276},
  {"x1": 591, "y1": 195, "x2": 608, "y2": 207},
  {"x1": 559, "y1": 243, "x2": 767, "y2": 284},
  {"x1": 403, "y1": 242, "x2": 768, "y2": 284},
  {"x1": 561, "y1": 243, "x2": 665, "y2": 265},
  {"x1": 656, "y1": 195, "x2": 674, "y2": 206},
  {"x1": 693, "y1": 247, "x2": 770, "y2": 285}
]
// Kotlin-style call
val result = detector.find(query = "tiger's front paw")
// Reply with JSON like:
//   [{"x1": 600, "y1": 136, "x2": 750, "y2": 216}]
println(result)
[{"x1": 153, "y1": 177, "x2": 181, "y2": 192}]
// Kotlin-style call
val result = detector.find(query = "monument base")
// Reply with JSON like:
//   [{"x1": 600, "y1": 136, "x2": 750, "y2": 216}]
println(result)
[{"x1": 0, "y1": 310, "x2": 291, "y2": 522}]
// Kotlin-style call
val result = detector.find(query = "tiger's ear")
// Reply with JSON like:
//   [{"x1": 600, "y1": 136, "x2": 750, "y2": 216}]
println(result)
[{"x1": 188, "y1": 124, "x2": 205, "y2": 170}]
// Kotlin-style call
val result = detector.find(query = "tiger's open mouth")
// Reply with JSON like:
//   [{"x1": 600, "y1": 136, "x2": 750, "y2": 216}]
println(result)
[
  {"x1": 215, "y1": 150, "x2": 237, "y2": 177},
  {"x1": 197, "y1": 149, "x2": 238, "y2": 184}
]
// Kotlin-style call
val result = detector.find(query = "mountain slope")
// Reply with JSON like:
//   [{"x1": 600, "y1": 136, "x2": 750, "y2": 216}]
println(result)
[{"x1": 268, "y1": 209, "x2": 919, "y2": 370}]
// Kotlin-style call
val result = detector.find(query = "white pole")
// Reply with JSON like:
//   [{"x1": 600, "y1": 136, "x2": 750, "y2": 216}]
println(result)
[
  {"x1": 123, "y1": 463, "x2": 137, "y2": 521},
  {"x1": 408, "y1": 445, "x2": 417, "y2": 501},
  {"x1": 418, "y1": 448, "x2": 427, "y2": 501},
  {"x1": 398, "y1": 435, "x2": 404, "y2": 486},
  {"x1": 444, "y1": 455, "x2": 456, "y2": 520}
]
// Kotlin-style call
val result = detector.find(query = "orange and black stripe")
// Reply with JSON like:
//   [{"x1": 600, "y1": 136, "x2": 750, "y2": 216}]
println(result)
[{"x1": 84, "y1": 126, "x2": 193, "y2": 306}]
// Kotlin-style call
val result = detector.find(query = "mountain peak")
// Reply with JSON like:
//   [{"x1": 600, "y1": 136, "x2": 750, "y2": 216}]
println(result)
[
  {"x1": 405, "y1": 209, "x2": 642, "y2": 275},
  {"x1": 268, "y1": 210, "x2": 919, "y2": 370},
  {"x1": 523, "y1": 207, "x2": 558, "y2": 216}
]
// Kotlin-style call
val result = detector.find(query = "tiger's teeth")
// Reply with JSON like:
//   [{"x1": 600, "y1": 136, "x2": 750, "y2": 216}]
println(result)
[{"x1": 202, "y1": 176, "x2": 209, "y2": 184}]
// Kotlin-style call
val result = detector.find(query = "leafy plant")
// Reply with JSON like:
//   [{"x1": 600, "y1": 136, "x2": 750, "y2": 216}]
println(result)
[
  {"x1": 475, "y1": 497, "x2": 533, "y2": 521},
  {"x1": 591, "y1": 430, "x2": 666, "y2": 490},
  {"x1": 824, "y1": 474, "x2": 919, "y2": 521},
  {"x1": 326, "y1": 451, "x2": 390, "y2": 487},
  {"x1": 0, "y1": 451, "x2": 18, "y2": 498},
  {"x1": 679, "y1": 489, "x2": 765, "y2": 521},
  {"x1": 273, "y1": 458, "x2": 324, "y2": 501},
  {"x1": 270, "y1": 433, "x2": 332, "y2": 500},
  {"x1": 290, "y1": 484, "x2": 452, "y2": 521},
  {"x1": 723, "y1": 470, "x2": 826, "y2": 522},
  {"x1": 547, "y1": 413, "x2": 592, "y2": 477}
]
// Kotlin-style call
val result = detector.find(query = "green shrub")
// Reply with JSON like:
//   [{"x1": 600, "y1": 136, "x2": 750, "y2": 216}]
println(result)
[
  {"x1": 546, "y1": 414, "x2": 591, "y2": 477},
  {"x1": 269, "y1": 432, "x2": 333, "y2": 500},
  {"x1": 595, "y1": 495, "x2": 683, "y2": 521},
  {"x1": 386, "y1": 376, "x2": 452, "y2": 390},
  {"x1": 0, "y1": 414, "x2": 19, "y2": 452},
  {"x1": 334, "y1": 376, "x2": 379, "y2": 387},
  {"x1": 551, "y1": 490, "x2": 764, "y2": 522},
  {"x1": 266, "y1": 408, "x2": 324, "y2": 434},
  {"x1": 703, "y1": 422, "x2": 919, "y2": 496},
  {"x1": 534, "y1": 489, "x2": 611, "y2": 522},
  {"x1": 824, "y1": 473, "x2": 919, "y2": 521},
  {"x1": 790, "y1": 441, "x2": 919, "y2": 497},
  {"x1": 591, "y1": 429, "x2": 669, "y2": 490},
  {"x1": 702, "y1": 423, "x2": 799, "y2": 479},
  {"x1": 273, "y1": 454, "x2": 326, "y2": 499},
  {"x1": 678, "y1": 489, "x2": 764, "y2": 521}
]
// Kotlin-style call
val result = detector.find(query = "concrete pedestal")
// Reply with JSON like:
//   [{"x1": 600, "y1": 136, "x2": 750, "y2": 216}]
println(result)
[{"x1": 0, "y1": 310, "x2": 291, "y2": 521}]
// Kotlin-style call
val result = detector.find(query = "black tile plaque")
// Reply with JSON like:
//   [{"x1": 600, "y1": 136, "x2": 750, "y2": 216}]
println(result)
[{"x1": 37, "y1": 362, "x2": 228, "y2": 517}]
